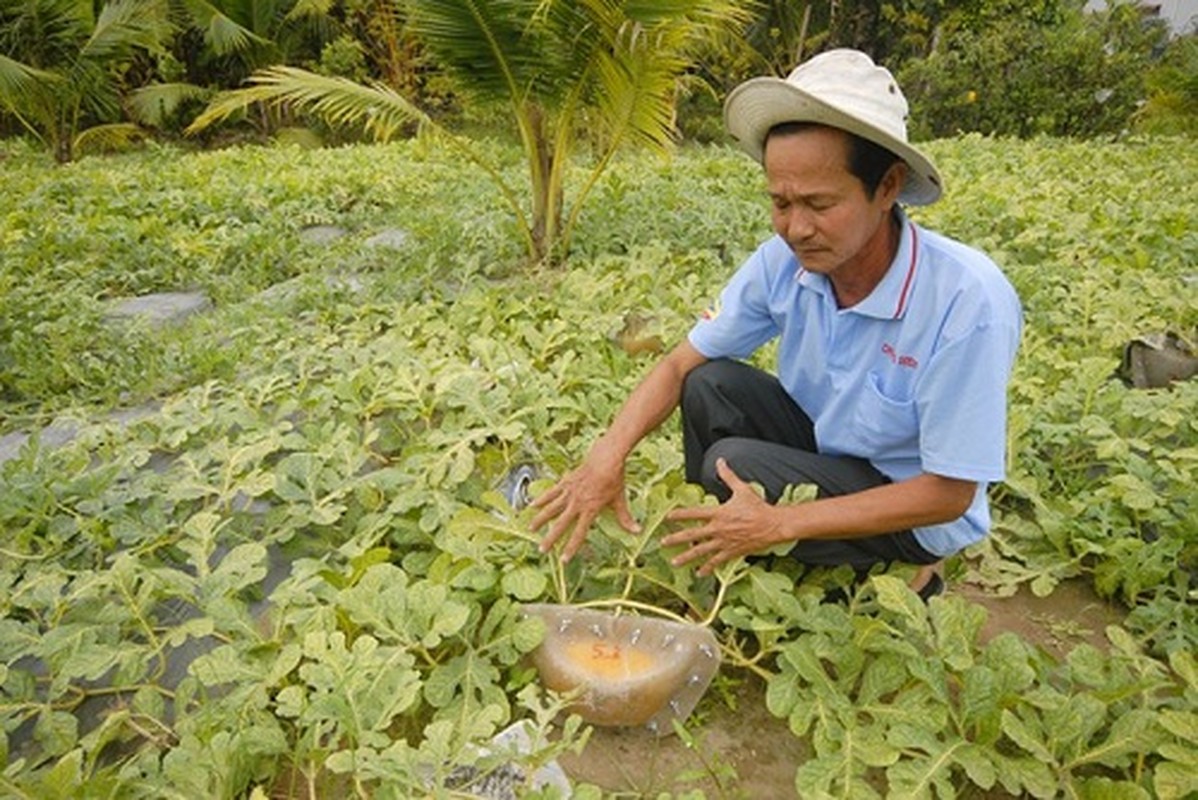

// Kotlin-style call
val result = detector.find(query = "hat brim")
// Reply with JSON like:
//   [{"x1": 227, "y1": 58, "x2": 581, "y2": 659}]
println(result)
[{"x1": 724, "y1": 77, "x2": 942, "y2": 206}]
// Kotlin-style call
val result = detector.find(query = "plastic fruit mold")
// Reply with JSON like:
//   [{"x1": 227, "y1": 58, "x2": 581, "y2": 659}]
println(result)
[{"x1": 520, "y1": 603, "x2": 721, "y2": 735}]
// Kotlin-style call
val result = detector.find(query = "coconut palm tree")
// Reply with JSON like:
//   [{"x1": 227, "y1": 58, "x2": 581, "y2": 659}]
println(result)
[
  {"x1": 144, "y1": 0, "x2": 342, "y2": 136},
  {"x1": 173, "y1": 0, "x2": 342, "y2": 85},
  {"x1": 188, "y1": 0, "x2": 751, "y2": 264},
  {"x1": 0, "y1": 0, "x2": 173, "y2": 161},
  {"x1": 0, "y1": 0, "x2": 343, "y2": 157}
]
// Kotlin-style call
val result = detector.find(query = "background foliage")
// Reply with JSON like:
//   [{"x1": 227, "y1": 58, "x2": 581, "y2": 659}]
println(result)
[
  {"x1": 3, "y1": 0, "x2": 1196, "y2": 156},
  {"x1": 898, "y1": 0, "x2": 1176, "y2": 138},
  {"x1": 0, "y1": 133, "x2": 1195, "y2": 797}
]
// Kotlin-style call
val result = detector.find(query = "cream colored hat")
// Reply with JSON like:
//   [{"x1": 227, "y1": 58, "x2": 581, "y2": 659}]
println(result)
[{"x1": 724, "y1": 49, "x2": 942, "y2": 205}]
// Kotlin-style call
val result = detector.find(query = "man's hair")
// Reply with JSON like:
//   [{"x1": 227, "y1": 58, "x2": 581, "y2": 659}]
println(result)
[{"x1": 764, "y1": 121, "x2": 901, "y2": 199}]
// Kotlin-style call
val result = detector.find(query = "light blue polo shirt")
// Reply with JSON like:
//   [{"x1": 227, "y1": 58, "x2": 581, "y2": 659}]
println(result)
[{"x1": 688, "y1": 211, "x2": 1023, "y2": 556}]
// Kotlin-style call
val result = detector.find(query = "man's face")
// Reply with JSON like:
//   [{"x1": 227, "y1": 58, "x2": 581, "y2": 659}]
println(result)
[{"x1": 763, "y1": 126, "x2": 900, "y2": 280}]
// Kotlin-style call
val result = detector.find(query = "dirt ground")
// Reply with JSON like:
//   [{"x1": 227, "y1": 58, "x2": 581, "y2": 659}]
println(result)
[{"x1": 556, "y1": 577, "x2": 1126, "y2": 799}]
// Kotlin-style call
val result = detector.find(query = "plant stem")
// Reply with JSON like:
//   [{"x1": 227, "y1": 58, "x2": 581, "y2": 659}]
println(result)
[
  {"x1": 572, "y1": 597, "x2": 690, "y2": 624},
  {"x1": 701, "y1": 571, "x2": 733, "y2": 628},
  {"x1": 552, "y1": 552, "x2": 568, "y2": 604}
]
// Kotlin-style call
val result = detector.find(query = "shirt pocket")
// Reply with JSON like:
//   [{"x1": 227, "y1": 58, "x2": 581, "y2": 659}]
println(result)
[{"x1": 851, "y1": 371, "x2": 920, "y2": 455}]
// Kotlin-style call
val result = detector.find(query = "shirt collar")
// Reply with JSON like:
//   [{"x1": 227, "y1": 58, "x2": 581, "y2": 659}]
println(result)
[{"x1": 795, "y1": 209, "x2": 920, "y2": 320}]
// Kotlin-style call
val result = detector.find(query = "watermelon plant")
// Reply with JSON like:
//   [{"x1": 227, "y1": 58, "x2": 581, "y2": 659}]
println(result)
[{"x1": 0, "y1": 134, "x2": 1195, "y2": 797}]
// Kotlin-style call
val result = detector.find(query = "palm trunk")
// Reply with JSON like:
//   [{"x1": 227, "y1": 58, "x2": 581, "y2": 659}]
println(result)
[
  {"x1": 53, "y1": 116, "x2": 73, "y2": 163},
  {"x1": 527, "y1": 104, "x2": 562, "y2": 264}
]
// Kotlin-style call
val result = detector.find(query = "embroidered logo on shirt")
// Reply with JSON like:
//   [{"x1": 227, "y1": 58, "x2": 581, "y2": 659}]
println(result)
[{"x1": 882, "y1": 342, "x2": 919, "y2": 368}]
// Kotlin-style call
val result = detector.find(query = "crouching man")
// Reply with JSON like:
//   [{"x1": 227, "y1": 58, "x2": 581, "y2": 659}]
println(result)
[{"x1": 532, "y1": 49, "x2": 1022, "y2": 598}]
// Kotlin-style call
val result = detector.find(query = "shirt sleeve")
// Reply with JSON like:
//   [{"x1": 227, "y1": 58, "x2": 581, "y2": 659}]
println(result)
[
  {"x1": 688, "y1": 239, "x2": 786, "y2": 359},
  {"x1": 916, "y1": 319, "x2": 1022, "y2": 482}
]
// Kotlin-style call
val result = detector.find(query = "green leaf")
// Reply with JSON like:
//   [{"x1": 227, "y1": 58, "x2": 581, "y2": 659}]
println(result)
[
  {"x1": 1066, "y1": 643, "x2": 1110, "y2": 688},
  {"x1": 857, "y1": 652, "x2": 907, "y2": 705},
  {"x1": 886, "y1": 743, "x2": 960, "y2": 799},
  {"x1": 424, "y1": 651, "x2": 501, "y2": 711},
  {"x1": 1154, "y1": 761, "x2": 1198, "y2": 800},
  {"x1": 855, "y1": 729, "x2": 900, "y2": 768},
  {"x1": 960, "y1": 665, "x2": 1001, "y2": 742},
  {"x1": 1068, "y1": 709, "x2": 1161, "y2": 770},
  {"x1": 177, "y1": 0, "x2": 268, "y2": 55},
  {"x1": 1105, "y1": 625, "x2": 1143, "y2": 657},
  {"x1": 39, "y1": 748, "x2": 83, "y2": 800},
  {"x1": 511, "y1": 613, "x2": 545, "y2": 651},
  {"x1": 480, "y1": 602, "x2": 543, "y2": 665},
  {"x1": 500, "y1": 566, "x2": 548, "y2": 601},
  {"x1": 58, "y1": 639, "x2": 122, "y2": 683},
  {"x1": 1001, "y1": 709, "x2": 1054, "y2": 762},
  {"x1": 268, "y1": 643, "x2": 303, "y2": 685},
  {"x1": 992, "y1": 753, "x2": 1059, "y2": 799},
  {"x1": 1030, "y1": 572, "x2": 1058, "y2": 597},
  {"x1": 338, "y1": 564, "x2": 470, "y2": 649},
  {"x1": 35, "y1": 711, "x2": 78, "y2": 758},
  {"x1": 1158, "y1": 710, "x2": 1198, "y2": 747},
  {"x1": 797, "y1": 753, "x2": 881, "y2": 799},
  {"x1": 1074, "y1": 777, "x2": 1152, "y2": 800},
  {"x1": 765, "y1": 670, "x2": 800, "y2": 718},
  {"x1": 293, "y1": 631, "x2": 421, "y2": 747},
  {"x1": 205, "y1": 542, "x2": 267, "y2": 597},
  {"x1": 179, "y1": 510, "x2": 228, "y2": 575},
  {"x1": 953, "y1": 742, "x2": 998, "y2": 789},
  {"x1": 132, "y1": 685, "x2": 166, "y2": 720},
  {"x1": 872, "y1": 575, "x2": 930, "y2": 636},
  {"x1": 746, "y1": 569, "x2": 805, "y2": 617},
  {"x1": 981, "y1": 633, "x2": 1038, "y2": 695},
  {"x1": 930, "y1": 596, "x2": 985, "y2": 671},
  {"x1": 275, "y1": 685, "x2": 305, "y2": 719},
  {"x1": 1169, "y1": 650, "x2": 1198, "y2": 691},
  {"x1": 1046, "y1": 693, "x2": 1107, "y2": 759},
  {"x1": 164, "y1": 615, "x2": 215, "y2": 647}
]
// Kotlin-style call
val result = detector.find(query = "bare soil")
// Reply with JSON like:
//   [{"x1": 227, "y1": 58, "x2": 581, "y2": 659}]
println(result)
[{"x1": 556, "y1": 577, "x2": 1126, "y2": 798}]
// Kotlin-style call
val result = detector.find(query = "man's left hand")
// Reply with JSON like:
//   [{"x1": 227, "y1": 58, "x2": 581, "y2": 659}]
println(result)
[{"x1": 662, "y1": 458, "x2": 792, "y2": 576}]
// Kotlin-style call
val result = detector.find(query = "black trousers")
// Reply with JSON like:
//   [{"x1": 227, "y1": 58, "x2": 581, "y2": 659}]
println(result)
[{"x1": 680, "y1": 359, "x2": 939, "y2": 571}]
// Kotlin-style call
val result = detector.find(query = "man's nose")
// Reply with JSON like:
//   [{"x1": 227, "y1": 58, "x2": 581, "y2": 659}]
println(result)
[{"x1": 781, "y1": 207, "x2": 815, "y2": 242}]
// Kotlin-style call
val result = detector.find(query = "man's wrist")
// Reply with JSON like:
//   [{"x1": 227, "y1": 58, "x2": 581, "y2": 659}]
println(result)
[
  {"x1": 587, "y1": 432, "x2": 631, "y2": 469},
  {"x1": 773, "y1": 503, "x2": 807, "y2": 547}
]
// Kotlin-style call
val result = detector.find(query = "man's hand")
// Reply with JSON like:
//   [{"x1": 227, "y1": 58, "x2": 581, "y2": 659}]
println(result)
[
  {"x1": 662, "y1": 458, "x2": 791, "y2": 576},
  {"x1": 531, "y1": 455, "x2": 640, "y2": 563},
  {"x1": 531, "y1": 343, "x2": 706, "y2": 563}
]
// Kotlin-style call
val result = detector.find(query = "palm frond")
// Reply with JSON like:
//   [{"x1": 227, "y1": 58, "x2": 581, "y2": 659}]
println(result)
[
  {"x1": 285, "y1": 0, "x2": 333, "y2": 22},
  {"x1": 0, "y1": 0, "x2": 91, "y2": 65},
  {"x1": 0, "y1": 53, "x2": 59, "y2": 139},
  {"x1": 176, "y1": 0, "x2": 270, "y2": 56},
  {"x1": 531, "y1": 0, "x2": 613, "y2": 102},
  {"x1": 69, "y1": 57, "x2": 124, "y2": 121},
  {"x1": 186, "y1": 65, "x2": 428, "y2": 140},
  {"x1": 73, "y1": 121, "x2": 147, "y2": 155},
  {"x1": 81, "y1": 0, "x2": 172, "y2": 60},
  {"x1": 127, "y1": 81, "x2": 211, "y2": 126},
  {"x1": 596, "y1": 26, "x2": 686, "y2": 152},
  {"x1": 408, "y1": 0, "x2": 537, "y2": 103},
  {"x1": 624, "y1": 0, "x2": 746, "y2": 27},
  {"x1": 273, "y1": 125, "x2": 323, "y2": 148},
  {"x1": 0, "y1": 53, "x2": 60, "y2": 108}
]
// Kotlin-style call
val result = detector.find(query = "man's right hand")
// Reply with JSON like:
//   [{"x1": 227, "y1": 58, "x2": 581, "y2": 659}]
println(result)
[
  {"x1": 530, "y1": 342, "x2": 706, "y2": 562},
  {"x1": 530, "y1": 449, "x2": 641, "y2": 563}
]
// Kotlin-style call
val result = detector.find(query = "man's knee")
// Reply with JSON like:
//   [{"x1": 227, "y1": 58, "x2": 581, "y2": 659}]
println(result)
[{"x1": 699, "y1": 437, "x2": 761, "y2": 500}]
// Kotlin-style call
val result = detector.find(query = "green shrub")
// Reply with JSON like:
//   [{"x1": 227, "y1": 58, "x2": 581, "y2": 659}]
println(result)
[
  {"x1": 900, "y1": 3, "x2": 1170, "y2": 139},
  {"x1": 1134, "y1": 34, "x2": 1198, "y2": 135}
]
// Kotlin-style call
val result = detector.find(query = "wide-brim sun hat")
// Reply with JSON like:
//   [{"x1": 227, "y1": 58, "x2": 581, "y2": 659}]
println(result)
[{"x1": 724, "y1": 49, "x2": 943, "y2": 206}]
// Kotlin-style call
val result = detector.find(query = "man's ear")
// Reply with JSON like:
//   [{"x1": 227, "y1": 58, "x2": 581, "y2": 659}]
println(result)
[{"x1": 880, "y1": 161, "x2": 908, "y2": 206}]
